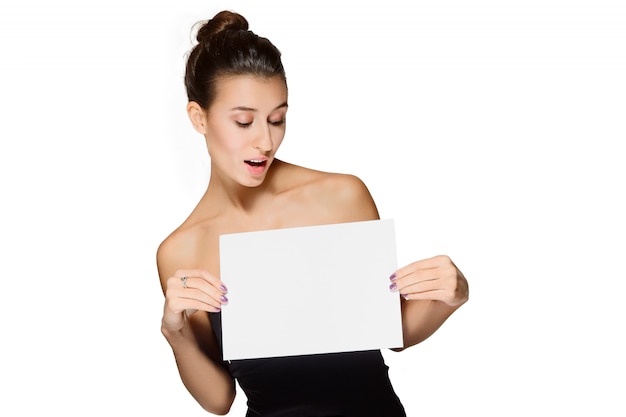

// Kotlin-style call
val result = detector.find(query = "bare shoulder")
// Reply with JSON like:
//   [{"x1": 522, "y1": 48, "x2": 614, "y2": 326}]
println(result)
[
  {"x1": 315, "y1": 170, "x2": 378, "y2": 213},
  {"x1": 155, "y1": 218, "x2": 223, "y2": 360},
  {"x1": 156, "y1": 223, "x2": 205, "y2": 293},
  {"x1": 277, "y1": 161, "x2": 380, "y2": 223}
]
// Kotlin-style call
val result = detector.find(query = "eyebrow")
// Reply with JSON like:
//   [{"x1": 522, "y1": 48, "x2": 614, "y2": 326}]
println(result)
[{"x1": 230, "y1": 102, "x2": 288, "y2": 112}]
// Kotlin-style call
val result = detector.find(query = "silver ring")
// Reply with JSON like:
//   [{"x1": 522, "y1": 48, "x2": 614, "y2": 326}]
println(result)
[{"x1": 181, "y1": 276, "x2": 187, "y2": 288}]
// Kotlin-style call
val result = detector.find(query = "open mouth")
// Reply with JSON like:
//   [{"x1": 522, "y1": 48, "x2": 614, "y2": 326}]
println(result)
[{"x1": 245, "y1": 159, "x2": 267, "y2": 168}]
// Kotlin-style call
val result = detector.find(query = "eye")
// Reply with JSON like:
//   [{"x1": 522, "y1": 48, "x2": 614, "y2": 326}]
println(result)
[
  {"x1": 236, "y1": 121, "x2": 253, "y2": 128},
  {"x1": 269, "y1": 119, "x2": 285, "y2": 127}
]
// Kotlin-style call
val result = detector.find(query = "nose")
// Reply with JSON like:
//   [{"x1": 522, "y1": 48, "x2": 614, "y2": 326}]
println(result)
[{"x1": 251, "y1": 123, "x2": 273, "y2": 153}]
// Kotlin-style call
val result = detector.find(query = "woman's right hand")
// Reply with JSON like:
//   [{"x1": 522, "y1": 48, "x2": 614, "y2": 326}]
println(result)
[{"x1": 161, "y1": 269, "x2": 228, "y2": 333}]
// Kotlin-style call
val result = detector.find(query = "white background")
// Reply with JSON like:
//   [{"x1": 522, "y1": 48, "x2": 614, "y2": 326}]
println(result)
[{"x1": 1, "y1": 0, "x2": 624, "y2": 415}]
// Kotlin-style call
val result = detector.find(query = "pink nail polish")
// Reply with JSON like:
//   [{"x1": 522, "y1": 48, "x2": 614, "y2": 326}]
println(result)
[
  {"x1": 389, "y1": 273, "x2": 397, "y2": 282},
  {"x1": 389, "y1": 282, "x2": 397, "y2": 292},
  {"x1": 220, "y1": 295, "x2": 229, "y2": 303}
]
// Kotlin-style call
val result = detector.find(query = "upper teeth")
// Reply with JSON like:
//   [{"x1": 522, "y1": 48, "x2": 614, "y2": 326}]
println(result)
[{"x1": 250, "y1": 160, "x2": 263, "y2": 163}]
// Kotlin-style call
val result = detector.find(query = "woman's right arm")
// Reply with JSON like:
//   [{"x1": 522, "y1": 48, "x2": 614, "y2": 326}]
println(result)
[{"x1": 158, "y1": 240, "x2": 235, "y2": 415}]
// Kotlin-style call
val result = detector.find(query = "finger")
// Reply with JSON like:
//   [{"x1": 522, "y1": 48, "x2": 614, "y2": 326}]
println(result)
[
  {"x1": 175, "y1": 269, "x2": 228, "y2": 293},
  {"x1": 166, "y1": 282, "x2": 225, "y2": 310},
  {"x1": 391, "y1": 255, "x2": 452, "y2": 281},
  {"x1": 166, "y1": 281, "x2": 227, "y2": 310},
  {"x1": 401, "y1": 287, "x2": 463, "y2": 306},
  {"x1": 398, "y1": 278, "x2": 443, "y2": 297},
  {"x1": 390, "y1": 267, "x2": 440, "y2": 293},
  {"x1": 181, "y1": 287, "x2": 226, "y2": 308},
  {"x1": 180, "y1": 276, "x2": 229, "y2": 305},
  {"x1": 165, "y1": 293, "x2": 223, "y2": 313},
  {"x1": 401, "y1": 289, "x2": 447, "y2": 302},
  {"x1": 165, "y1": 277, "x2": 228, "y2": 311}
]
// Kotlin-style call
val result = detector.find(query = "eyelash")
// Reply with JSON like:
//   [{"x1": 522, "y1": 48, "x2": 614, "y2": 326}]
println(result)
[{"x1": 236, "y1": 120, "x2": 285, "y2": 128}]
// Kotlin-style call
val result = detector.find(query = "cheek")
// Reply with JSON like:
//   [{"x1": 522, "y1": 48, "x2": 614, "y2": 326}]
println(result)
[
  {"x1": 273, "y1": 130, "x2": 286, "y2": 150},
  {"x1": 208, "y1": 126, "x2": 245, "y2": 155}
]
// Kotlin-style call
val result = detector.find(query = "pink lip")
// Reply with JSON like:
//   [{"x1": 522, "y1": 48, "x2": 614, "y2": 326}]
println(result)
[{"x1": 244, "y1": 156, "x2": 269, "y2": 176}]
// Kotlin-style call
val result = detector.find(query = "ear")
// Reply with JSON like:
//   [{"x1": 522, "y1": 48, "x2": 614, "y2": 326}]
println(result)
[{"x1": 186, "y1": 101, "x2": 208, "y2": 134}]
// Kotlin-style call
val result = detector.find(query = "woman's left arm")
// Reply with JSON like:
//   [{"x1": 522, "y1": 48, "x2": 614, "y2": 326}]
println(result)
[
  {"x1": 390, "y1": 255, "x2": 469, "y2": 350},
  {"x1": 331, "y1": 174, "x2": 469, "y2": 349}
]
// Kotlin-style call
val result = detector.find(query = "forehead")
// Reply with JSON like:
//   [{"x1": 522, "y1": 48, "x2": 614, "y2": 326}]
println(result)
[{"x1": 212, "y1": 74, "x2": 288, "y2": 111}]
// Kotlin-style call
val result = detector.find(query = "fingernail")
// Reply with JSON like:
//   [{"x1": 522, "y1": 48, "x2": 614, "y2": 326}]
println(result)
[
  {"x1": 389, "y1": 273, "x2": 397, "y2": 282},
  {"x1": 389, "y1": 282, "x2": 397, "y2": 292},
  {"x1": 220, "y1": 295, "x2": 229, "y2": 304},
  {"x1": 401, "y1": 294, "x2": 410, "y2": 300},
  {"x1": 220, "y1": 284, "x2": 228, "y2": 293},
  {"x1": 215, "y1": 307, "x2": 222, "y2": 312}
]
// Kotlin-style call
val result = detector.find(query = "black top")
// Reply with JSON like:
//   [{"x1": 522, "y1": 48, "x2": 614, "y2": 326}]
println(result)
[{"x1": 210, "y1": 313, "x2": 406, "y2": 417}]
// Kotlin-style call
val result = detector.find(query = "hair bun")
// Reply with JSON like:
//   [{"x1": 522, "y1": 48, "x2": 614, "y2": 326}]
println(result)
[
  {"x1": 196, "y1": 10, "x2": 249, "y2": 44},
  {"x1": 184, "y1": 10, "x2": 285, "y2": 109}
]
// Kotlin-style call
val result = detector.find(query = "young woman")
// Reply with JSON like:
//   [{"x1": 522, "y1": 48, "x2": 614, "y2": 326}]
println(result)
[{"x1": 158, "y1": 10, "x2": 469, "y2": 417}]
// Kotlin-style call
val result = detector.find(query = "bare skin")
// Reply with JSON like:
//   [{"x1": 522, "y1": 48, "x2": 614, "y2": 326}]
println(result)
[{"x1": 157, "y1": 75, "x2": 469, "y2": 414}]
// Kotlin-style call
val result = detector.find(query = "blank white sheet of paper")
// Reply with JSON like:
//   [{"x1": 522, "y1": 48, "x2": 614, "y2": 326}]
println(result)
[{"x1": 219, "y1": 219, "x2": 403, "y2": 360}]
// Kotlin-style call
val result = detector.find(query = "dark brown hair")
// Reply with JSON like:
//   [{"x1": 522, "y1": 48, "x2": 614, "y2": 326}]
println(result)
[{"x1": 184, "y1": 10, "x2": 286, "y2": 110}]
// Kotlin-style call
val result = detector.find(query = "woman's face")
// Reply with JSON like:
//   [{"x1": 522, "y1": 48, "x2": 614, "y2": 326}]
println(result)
[{"x1": 192, "y1": 74, "x2": 288, "y2": 188}]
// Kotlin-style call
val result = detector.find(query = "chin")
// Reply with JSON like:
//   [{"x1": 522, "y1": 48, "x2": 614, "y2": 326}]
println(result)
[
  {"x1": 241, "y1": 180, "x2": 265, "y2": 188},
  {"x1": 238, "y1": 175, "x2": 267, "y2": 188}
]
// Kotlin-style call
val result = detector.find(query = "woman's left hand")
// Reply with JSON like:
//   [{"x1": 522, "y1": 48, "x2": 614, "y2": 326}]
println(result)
[{"x1": 390, "y1": 255, "x2": 469, "y2": 307}]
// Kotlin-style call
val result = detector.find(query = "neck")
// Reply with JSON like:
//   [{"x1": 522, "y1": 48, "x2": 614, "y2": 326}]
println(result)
[{"x1": 204, "y1": 160, "x2": 281, "y2": 212}]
